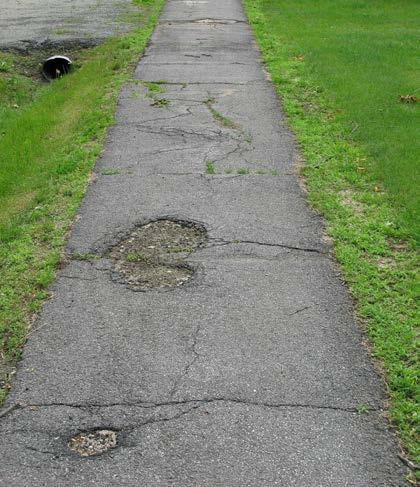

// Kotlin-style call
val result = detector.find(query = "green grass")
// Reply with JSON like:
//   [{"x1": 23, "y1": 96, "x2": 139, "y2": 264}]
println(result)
[
  {"x1": 252, "y1": 0, "x2": 419, "y2": 241},
  {"x1": 101, "y1": 168, "x2": 121, "y2": 176},
  {"x1": 206, "y1": 161, "x2": 216, "y2": 174},
  {"x1": 150, "y1": 97, "x2": 170, "y2": 108},
  {"x1": 126, "y1": 251, "x2": 147, "y2": 262},
  {"x1": 0, "y1": 0, "x2": 164, "y2": 399},
  {"x1": 244, "y1": 0, "x2": 419, "y2": 472},
  {"x1": 204, "y1": 97, "x2": 240, "y2": 129}
]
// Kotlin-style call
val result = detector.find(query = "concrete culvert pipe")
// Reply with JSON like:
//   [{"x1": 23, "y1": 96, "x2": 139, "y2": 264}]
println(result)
[{"x1": 42, "y1": 55, "x2": 72, "y2": 80}]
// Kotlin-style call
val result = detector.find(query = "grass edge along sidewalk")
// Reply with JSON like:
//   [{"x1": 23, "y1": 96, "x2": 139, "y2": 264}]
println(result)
[
  {"x1": 0, "y1": 0, "x2": 165, "y2": 404},
  {"x1": 243, "y1": 0, "x2": 419, "y2": 477}
]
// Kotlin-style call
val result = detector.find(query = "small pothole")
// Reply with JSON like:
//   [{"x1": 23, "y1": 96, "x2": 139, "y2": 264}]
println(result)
[
  {"x1": 109, "y1": 219, "x2": 206, "y2": 291},
  {"x1": 68, "y1": 430, "x2": 118, "y2": 457}
]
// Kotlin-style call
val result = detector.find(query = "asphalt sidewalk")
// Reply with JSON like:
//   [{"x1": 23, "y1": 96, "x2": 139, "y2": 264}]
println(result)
[{"x1": 0, "y1": 0, "x2": 407, "y2": 485}]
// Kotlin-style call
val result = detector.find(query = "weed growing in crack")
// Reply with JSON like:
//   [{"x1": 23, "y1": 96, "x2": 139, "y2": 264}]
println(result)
[
  {"x1": 151, "y1": 97, "x2": 170, "y2": 108},
  {"x1": 355, "y1": 404, "x2": 370, "y2": 415},
  {"x1": 140, "y1": 81, "x2": 169, "y2": 107},
  {"x1": 101, "y1": 168, "x2": 121, "y2": 176},
  {"x1": 204, "y1": 97, "x2": 240, "y2": 130},
  {"x1": 143, "y1": 81, "x2": 166, "y2": 96},
  {"x1": 224, "y1": 167, "x2": 280, "y2": 176},
  {"x1": 206, "y1": 161, "x2": 216, "y2": 174},
  {"x1": 244, "y1": 132, "x2": 253, "y2": 144}
]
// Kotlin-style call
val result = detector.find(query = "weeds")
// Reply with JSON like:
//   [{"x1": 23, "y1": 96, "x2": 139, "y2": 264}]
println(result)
[{"x1": 204, "y1": 97, "x2": 239, "y2": 129}]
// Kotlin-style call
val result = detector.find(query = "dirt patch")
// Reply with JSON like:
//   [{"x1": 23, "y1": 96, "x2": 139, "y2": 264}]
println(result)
[
  {"x1": 109, "y1": 219, "x2": 207, "y2": 291},
  {"x1": 339, "y1": 189, "x2": 365, "y2": 216},
  {"x1": 68, "y1": 430, "x2": 117, "y2": 457}
]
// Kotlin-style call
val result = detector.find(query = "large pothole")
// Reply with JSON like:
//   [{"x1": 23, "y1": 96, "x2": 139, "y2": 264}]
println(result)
[
  {"x1": 109, "y1": 219, "x2": 206, "y2": 291},
  {"x1": 68, "y1": 430, "x2": 118, "y2": 457}
]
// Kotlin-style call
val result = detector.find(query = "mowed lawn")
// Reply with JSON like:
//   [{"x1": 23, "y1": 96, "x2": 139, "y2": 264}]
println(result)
[{"x1": 260, "y1": 0, "x2": 419, "y2": 241}]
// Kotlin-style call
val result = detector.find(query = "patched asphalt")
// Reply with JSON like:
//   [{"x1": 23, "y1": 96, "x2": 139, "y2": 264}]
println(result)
[{"x1": 0, "y1": 0, "x2": 408, "y2": 485}]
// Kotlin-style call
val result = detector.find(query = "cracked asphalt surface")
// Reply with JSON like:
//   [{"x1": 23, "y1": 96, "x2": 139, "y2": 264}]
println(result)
[
  {"x1": 0, "y1": 0, "x2": 408, "y2": 485},
  {"x1": 0, "y1": 0, "x2": 136, "y2": 50}
]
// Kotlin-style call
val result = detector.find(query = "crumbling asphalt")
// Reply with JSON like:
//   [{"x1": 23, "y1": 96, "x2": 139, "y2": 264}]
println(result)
[{"x1": 0, "y1": 0, "x2": 408, "y2": 485}]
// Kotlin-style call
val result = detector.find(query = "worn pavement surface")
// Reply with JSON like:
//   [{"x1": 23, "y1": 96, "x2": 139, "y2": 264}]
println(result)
[
  {"x1": 0, "y1": 0, "x2": 407, "y2": 485},
  {"x1": 0, "y1": 0, "x2": 136, "y2": 50}
]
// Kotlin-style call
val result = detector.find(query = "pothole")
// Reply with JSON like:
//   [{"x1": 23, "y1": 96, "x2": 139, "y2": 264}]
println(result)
[
  {"x1": 109, "y1": 219, "x2": 207, "y2": 291},
  {"x1": 68, "y1": 430, "x2": 118, "y2": 457}
]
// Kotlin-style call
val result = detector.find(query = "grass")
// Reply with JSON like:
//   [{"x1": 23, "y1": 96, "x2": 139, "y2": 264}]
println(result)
[
  {"x1": 101, "y1": 168, "x2": 121, "y2": 176},
  {"x1": 150, "y1": 97, "x2": 170, "y2": 108},
  {"x1": 143, "y1": 81, "x2": 166, "y2": 96},
  {"x1": 0, "y1": 0, "x2": 164, "y2": 399},
  {"x1": 141, "y1": 80, "x2": 169, "y2": 107},
  {"x1": 206, "y1": 161, "x2": 216, "y2": 174},
  {"x1": 126, "y1": 251, "x2": 147, "y2": 262},
  {"x1": 244, "y1": 0, "x2": 419, "y2": 472},
  {"x1": 204, "y1": 97, "x2": 240, "y2": 129},
  {"x1": 355, "y1": 404, "x2": 370, "y2": 415}
]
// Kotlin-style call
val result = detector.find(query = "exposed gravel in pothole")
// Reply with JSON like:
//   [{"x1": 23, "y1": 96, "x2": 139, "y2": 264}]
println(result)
[
  {"x1": 68, "y1": 430, "x2": 118, "y2": 457},
  {"x1": 109, "y1": 219, "x2": 207, "y2": 291}
]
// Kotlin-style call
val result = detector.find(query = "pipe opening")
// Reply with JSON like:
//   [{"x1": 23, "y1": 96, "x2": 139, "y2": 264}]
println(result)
[{"x1": 42, "y1": 55, "x2": 72, "y2": 80}]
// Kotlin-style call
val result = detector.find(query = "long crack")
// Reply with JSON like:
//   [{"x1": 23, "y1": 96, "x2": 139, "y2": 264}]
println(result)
[
  {"x1": 5, "y1": 397, "x2": 381, "y2": 414},
  {"x1": 122, "y1": 107, "x2": 194, "y2": 125},
  {"x1": 160, "y1": 19, "x2": 247, "y2": 25},
  {"x1": 132, "y1": 125, "x2": 239, "y2": 142},
  {"x1": 207, "y1": 238, "x2": 325, "y2": 254}
]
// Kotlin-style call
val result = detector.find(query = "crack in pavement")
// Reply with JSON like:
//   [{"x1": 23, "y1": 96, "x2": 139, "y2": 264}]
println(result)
[
  {"x1": 120, "y1": 144, "x2": 207, "y2": 159},
  {"x1": 137, "y1": 81, "x2": 266, "y2": 86},
  {"x1": 131, "y1": 125, "x2": 242, "y2": 142},
  {"x1": 7, "y1": 398, "x2": 381, "y2": 416},
  {"x1": 288, "y1": 306, "x2": 310, "y2": 316},
  {"x1": 160, "y1": 19, "x2": 247, "y2": 25},
  {"x1": 60, "y1": 275, "x2": 99, "y2": 282},
  {"x1": 121, "y1": 106, "x2": 194, "y2": 125},
  {"x1": 169, "y1": 322, "x2": 202, "y2": 398},
  {"x1": 207, "y1": 238, "x2": 325, "y2": 254}
]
